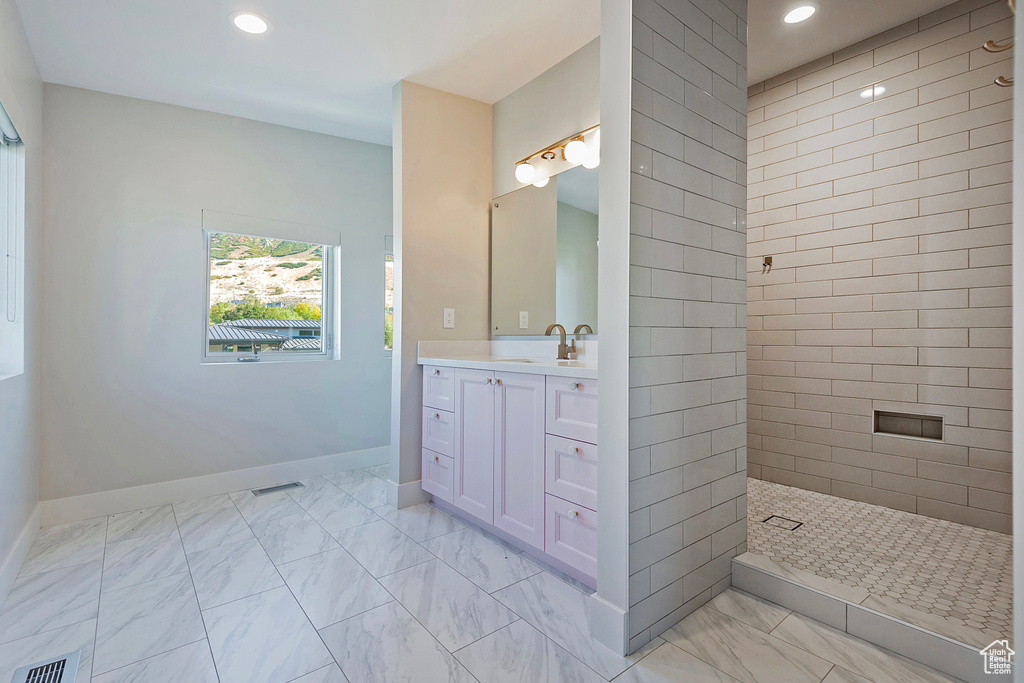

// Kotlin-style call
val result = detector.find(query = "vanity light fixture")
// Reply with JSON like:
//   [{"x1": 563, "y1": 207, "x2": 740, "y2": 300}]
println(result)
[
  {"x1": 231, "y1": 11, "x2": 270, "y2": 34},
  {"x1": 783, "y1": 5, "x2": 816, "y2": 23},
  {"x1": 514, "y1": 124, "x2": 600, "y2": 187}
]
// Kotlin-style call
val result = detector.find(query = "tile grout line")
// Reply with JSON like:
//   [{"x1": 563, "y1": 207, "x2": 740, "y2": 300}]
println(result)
[
  {"x1": 173, "y1": 503, "x2": 223, "y2": 683},
  {"x1": 90, "y1": 516, "x2": 110, "y2": 681}
]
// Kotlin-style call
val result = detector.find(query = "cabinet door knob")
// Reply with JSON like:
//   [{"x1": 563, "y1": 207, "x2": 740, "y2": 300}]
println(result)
[
  {"x1": 568, "y1": 382, "x2": 578, "y2": 391},
  {"x1": 573, "y1": 447, "x2": 581, "y2": 456},
  {"x1": 568, "y1": 510, "x2": 579, "y2": 520},
  {"x1": 433, "y1": 455, "x2": 439, "y2": 463},
  {"x1": 433, "y1": 369, "x2": 440, "y2": 375},
  {"x1": 433, "y1": 413, "x2": 440, "y2": 420}
]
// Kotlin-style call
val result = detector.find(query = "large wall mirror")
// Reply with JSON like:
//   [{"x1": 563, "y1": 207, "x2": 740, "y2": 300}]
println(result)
[{"x1": 491, "y1": 164, "x2": 598, "y2": 337}]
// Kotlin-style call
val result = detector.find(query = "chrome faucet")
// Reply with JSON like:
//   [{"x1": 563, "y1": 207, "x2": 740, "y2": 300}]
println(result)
[
  {"x1": 568, "y1": 324, "x2": 592, "y2": 358},
  {"x1": 545, "y1": 324, "x2": 569, "y2": 360}
]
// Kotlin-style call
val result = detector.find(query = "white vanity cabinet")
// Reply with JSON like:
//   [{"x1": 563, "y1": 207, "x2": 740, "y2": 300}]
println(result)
[{"x1": 420, "y1": 362, "x2": 599, "y2": 586}]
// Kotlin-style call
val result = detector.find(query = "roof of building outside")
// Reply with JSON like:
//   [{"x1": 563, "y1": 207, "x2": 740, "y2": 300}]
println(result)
[
  {"x1": 207, "y1": 325, "x2": 289, "y2": 342},
  {"x1": 282, "y1": 337, "x2": 324, "y2": 351},
  {"x1": 221, "y1": 319, "x2": 321, "y2": 329}
]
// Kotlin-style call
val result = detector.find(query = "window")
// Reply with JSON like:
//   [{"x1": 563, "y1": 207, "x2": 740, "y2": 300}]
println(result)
[
  {"x1": 0, "y1": 103, "x2": 24, "y2": 381},
  {"x1": 385, "y1": 235, "x2": 394, "y2": 352},
  {"x1": 202, "y1": 211, "x2": 339, "y2": 364}
]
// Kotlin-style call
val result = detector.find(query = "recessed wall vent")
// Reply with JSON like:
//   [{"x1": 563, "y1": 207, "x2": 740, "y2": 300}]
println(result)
[
  {"x1": 251, "y1": 482, "x2": 304, "y2": 496},
  {"x1": 874, "y1": 410, "x2": 943, "y2": 441},
  {"x1": 12, "y1": 650, "x2": 81, "y2": 683}
]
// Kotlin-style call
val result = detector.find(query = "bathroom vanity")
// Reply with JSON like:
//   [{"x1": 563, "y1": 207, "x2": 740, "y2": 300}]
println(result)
[{"x1": 418, "y1": 341, "x2": 598, "y2": 587}]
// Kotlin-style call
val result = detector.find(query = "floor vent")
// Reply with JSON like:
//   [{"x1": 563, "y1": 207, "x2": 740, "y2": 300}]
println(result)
[
  {"x1": 763, "y1": 515, "x2": 802, "y2": 531},
  {"x1": 874, "y1": 410, "x2": 943, "y2": 441},
  {"x1": 251, "y1": 482, "x2": 304, "y2": 496},
  {"x1": 12, "y1": 650, "x2": 80, "y2": 683}
]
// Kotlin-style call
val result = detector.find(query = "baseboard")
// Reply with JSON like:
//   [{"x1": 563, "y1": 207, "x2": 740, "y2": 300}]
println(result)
[
  {"x1": 39, "y1": 446, "x2": 390, "y2": 527},
  {"x1": 387, "y1": 479, "x2": 431, "y2": 509},
  {"x1": 0, "y1": 503, "x2": 40, "y2": 607},
  {"x1": 589, "y1": 592, "x2": 629, "y2": 656}
]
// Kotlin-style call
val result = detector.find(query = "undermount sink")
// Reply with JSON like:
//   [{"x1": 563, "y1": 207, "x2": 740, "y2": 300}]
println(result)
[{"x1": 496, "y1": 358, "x2": 587, "y2": 365}]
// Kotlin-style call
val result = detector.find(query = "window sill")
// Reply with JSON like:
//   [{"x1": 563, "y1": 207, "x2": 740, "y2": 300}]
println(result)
[{"x1": 202, "y1": 354, "x2": 335, "y2": 366}]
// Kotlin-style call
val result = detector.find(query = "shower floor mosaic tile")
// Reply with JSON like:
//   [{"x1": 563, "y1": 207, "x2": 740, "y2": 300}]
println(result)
[{"x1": 748, "y1": 478, "x2": 1013, "y2": 638}]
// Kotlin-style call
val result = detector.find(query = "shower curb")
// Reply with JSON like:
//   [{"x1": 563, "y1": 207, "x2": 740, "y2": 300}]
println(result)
[{"x1": 732, "y1": 552, "x2": 1011, "y2": 683}]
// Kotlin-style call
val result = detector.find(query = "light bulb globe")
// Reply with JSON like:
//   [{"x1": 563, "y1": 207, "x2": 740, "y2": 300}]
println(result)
[
  {"x1": 564, "y1": 139, "x2": 587, "y2": 164},
  {"x1": 515, "y1": 163, "x2": 536, "y2": 184}
]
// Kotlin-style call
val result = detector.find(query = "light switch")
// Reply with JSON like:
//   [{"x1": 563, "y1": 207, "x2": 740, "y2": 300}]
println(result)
[
  {"x1": 519, "y1": 311, "x2": 529, "y2": 329},
  {"x1": 443, "y1": 308, "x2": 455, "y2": 329}
]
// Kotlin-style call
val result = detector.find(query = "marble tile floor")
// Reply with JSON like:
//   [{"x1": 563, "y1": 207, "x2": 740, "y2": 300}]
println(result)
[
  {"x1": 748, "y1": 478, "x2": 1013, "y2": 637},
  {"x1": 0, "y1": 464, "x2": 967, "y2": 682}
]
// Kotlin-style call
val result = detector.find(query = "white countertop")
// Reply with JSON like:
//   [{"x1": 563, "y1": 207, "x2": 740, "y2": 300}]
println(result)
[{"x1": 417, "y1": 340, "x2": 598, "y2": 379}]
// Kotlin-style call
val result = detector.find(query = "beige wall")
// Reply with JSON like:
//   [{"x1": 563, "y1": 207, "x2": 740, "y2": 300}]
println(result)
[
  {"x1": 746, "y1": 0, "x2": 1013, "y2": 533},
  {"x1": 0, "y1": 0, "x2": 41, "y2": 592},
  {"x1": 389, "y1": 82, "x2": 492, "y2": 500},
  {"x1": 41, "y1": 85, "x2": 393, "y2": 499},
  {"x1": 626, "y1": 0, "x2": 748, "y2": 652},
  {"x1": 493, "y1": 39, "x2": 600, "y2": 199}
]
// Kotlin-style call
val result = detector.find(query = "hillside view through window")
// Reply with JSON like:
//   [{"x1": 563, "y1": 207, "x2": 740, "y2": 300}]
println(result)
[{"x1": 207, "y1": 232, "x2": 325, "y2": 355}]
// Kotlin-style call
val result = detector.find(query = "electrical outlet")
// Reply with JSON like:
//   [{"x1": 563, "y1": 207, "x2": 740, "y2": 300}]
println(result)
[
  {"x1": 519, "y1": 311, "x2": 529, "y2": 329},
  {"x1": 443, "y1": 308, "x2": 455, "y2": 329}
]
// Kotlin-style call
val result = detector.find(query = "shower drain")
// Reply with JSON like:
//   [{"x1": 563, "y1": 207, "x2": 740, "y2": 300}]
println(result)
[{"x1": 762, "y1": 515, "x2": 803, "y2": 531}]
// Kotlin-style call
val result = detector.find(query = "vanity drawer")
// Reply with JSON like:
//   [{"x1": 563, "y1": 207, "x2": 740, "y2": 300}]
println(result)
[
  {"x1": 544, "y1": 435, "x2": 598, "y2": 511},
  {"x1": 545, "y1": 376, "x2": 598, "y2": 444},
  {"x1": 422, "y1": 407, "x2": 455, "y2": 457},
  {"x1": 423, "y1": 366, "x2": 455, "y2": 412},
  {"x1": 545, "y1": 494, "x2": 597, "y2": 579},
  {"x1": 422, "y1": 449, "x2": 454, "y2": 503}
]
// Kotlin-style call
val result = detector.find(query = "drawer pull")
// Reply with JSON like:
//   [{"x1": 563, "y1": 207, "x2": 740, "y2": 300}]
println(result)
[
  {"x1": 568, "y1": 382, "x2": 578, "y2": 391},
  {"x1": 568, "y1": 510, "x2": 579, "y2": 520}
]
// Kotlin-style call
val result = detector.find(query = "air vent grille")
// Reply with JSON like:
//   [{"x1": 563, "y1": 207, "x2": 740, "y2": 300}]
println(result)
[
  {"x1": 251, "y1": 481, "x2": 304, "y2": 496},
  {"x1": 12, "y1": 650, "x2": 80, "y2": 683}
]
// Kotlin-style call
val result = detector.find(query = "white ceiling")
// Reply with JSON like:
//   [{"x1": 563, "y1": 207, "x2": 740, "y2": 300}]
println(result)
[
  {"x1": 15, "y1": 0, "x2": 599, "y2": 145},
  {"x1": 748, "y1": 0, "x2": 961, "y2": 85},
  {"x1": 16, "y1": 1, "x2": 972, "y2": 143}
]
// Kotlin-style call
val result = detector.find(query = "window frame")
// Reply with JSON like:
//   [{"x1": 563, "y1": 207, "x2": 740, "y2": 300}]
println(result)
[
  {"x1": 0, "y1": 134, "x2": 25, "y2": 381},
  {"x1": 201, "y1": 228, "x2": 338, "y2": 365},
  {"x1": 384, "y1": 234, "x2": 394, "y2": 355}
]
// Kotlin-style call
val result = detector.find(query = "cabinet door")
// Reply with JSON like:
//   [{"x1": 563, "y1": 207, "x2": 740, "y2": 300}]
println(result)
[
  {"x1": 453, "y1": 368, "x2": 495, "y2": 522},
  {"x1": 492, "y1": 372, "x2": 546, "y2": 550}
]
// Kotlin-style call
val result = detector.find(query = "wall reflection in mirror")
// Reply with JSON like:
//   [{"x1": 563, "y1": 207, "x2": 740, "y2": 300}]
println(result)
[{"x1": 491, "y1": 164, "x2": 598, "y2": 337}]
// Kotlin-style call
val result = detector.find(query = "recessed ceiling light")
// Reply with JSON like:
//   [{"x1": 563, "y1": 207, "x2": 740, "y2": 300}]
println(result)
[
  {"x1": 231, "y1": 12, "x2": 270, "y2": 35},
  {"x1": 783, "y1": 5, "x2": 816, "y2": 23}
]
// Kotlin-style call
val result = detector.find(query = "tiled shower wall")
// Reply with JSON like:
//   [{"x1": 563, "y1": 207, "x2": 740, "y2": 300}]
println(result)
[
  {"x1": 746, "y1": 0, "x2": 1013, "y2": 534},
  {"x1": 627, "y1": 0, "x2": 748, "y2": 650}
]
